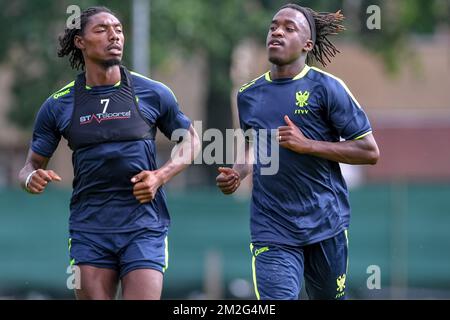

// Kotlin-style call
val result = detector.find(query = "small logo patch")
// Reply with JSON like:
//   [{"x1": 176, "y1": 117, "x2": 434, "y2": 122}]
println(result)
[
  {"x1": 295, "y1": 91, "x2": 310, "y2": 107},
  {"x1": 337, "y1": 274, "x2": 346, "y2": 292}
]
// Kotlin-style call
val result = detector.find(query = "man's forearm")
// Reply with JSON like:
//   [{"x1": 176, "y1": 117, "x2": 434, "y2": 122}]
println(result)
[
  {"x1": 155, "y1": 126, "x2": 201, "y2": 185},
  {"x1": 155, "y1": 160, "x2": 190, "y2": 185},
  {"x1": 306, "y1": 137, "x2": 379, "y2": 165},
  {"x1": 232, "y1": 163, "x2": 253, "y2": 180},
  {"x1": 19, "y1": 163, "x2": 37, "y2": 190},
  {"x1": 232, "y1": 141, "x2": 253, "y2": 179},
  {"x1": 18, "y1": 150, "x2": 49, "y2": 189}
]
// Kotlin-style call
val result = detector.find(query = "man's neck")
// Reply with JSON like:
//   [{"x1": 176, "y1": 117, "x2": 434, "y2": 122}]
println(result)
[
  {"x1": 270, "y1": 59, "x2": 306, "y2": 80},
  {"x1": 84, "y1": 62, "x2": 121, "y2": 87}
]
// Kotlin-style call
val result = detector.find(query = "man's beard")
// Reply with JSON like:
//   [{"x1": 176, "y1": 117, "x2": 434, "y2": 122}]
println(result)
[
  {"x1": 268, "y1": 55, "x2": 286, "y2": 66},
  {"x1": 101, "y1": 58, "x2": 121, "y2": 69}
]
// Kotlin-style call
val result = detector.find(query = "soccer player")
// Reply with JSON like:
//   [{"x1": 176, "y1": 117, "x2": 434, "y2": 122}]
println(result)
[
  {"x1": 216, "y1": 4, "x2": 380, "y2": 300},
  {"x1": 18, "y1": 6, "x2": 200, "y2": 300}
]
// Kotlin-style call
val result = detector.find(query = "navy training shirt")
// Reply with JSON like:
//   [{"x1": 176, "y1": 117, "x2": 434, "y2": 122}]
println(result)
[
  {"x1": 31, "y1": 69, "x2": 191, "y2": 233},
  {"x1": 237, "y1": 65, "x2": 372, "y2": 246}
]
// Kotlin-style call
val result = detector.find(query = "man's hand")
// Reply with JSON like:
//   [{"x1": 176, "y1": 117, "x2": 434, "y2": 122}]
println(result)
[
  {"x1": 216, "y1": 167, "x2": 241, "y2": 195},
  {"x1": 26, "y1": 169, "x2": 62, "y2": 194},
  {"x1": 131, "y1": 171, "x2": 164, "y2": 204},
  {"x1": 277, "y1": 115, "x2": 312, "y2": 154}
]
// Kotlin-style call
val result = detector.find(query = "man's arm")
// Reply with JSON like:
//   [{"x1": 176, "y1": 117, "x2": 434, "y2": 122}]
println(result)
[
  {"x1": 278, "y1": 115, "x2": 379, "y2": 165},
  {"x1": 18, "y1": 149, "x2": 62, "y2": 193},
  {"x1": 131, "y1": 124, "x2": 201, "y2": 204},
  {"x1": 216, "y1": 139, "x2": 253, "y2": 195}
]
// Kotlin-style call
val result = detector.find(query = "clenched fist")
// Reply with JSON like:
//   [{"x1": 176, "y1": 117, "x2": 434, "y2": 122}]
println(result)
[
  {"x1": 131, "y1": 171, "x2": 164, "y2": 204},
  {"x1": 216, "y1": 167, "x2": 241, "y2": 195},
  {"x1": 25, "y1": 169, "x2": 62, "y2": 194}
]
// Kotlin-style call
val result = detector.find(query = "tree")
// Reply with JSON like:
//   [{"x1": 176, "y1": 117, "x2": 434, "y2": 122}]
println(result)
[{"x1": 1, "y1": 0, "x2": 447, "y2": 131}]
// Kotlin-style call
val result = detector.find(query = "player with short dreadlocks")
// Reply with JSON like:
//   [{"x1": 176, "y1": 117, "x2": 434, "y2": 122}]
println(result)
[
  {"x1": 57, "y1": 6, "x2": 115, "y2": 70},
  {"x1": 19, "y1": 6, "x2": 200, "y2": 300},
  {"x1": 217, "y1": 4, "x2": 379, "y2": 300}
]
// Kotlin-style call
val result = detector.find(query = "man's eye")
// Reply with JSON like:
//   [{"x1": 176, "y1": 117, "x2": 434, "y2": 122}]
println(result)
[{"x1": 116, "y1": 29, "x2": 122, "y2": 33}]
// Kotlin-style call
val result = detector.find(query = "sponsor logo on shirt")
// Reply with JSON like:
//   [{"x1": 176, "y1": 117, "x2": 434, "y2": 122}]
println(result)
[
  {"x1": 53, "y1": 88, "x2": 71, "y2": 99},
  {"x1": 79, "y1": 110, "x2": 131, "y2": 125}
]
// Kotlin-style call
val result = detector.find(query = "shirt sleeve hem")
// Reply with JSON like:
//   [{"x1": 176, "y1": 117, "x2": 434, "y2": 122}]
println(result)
[
  {"x1": 352, "y1": 130, "x2": 372, "y2": 141},
  {"x1": 30, "y1": 145, "x2": 53, "y2": 158}
]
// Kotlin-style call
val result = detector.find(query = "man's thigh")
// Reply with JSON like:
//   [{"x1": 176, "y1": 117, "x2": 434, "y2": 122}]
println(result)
[
  {"x1": 303, "y1": 230, "x2": 348, "y2": 300},
  {"x1": 250, "y1": 243, "x2": 304, "y2": 300}
]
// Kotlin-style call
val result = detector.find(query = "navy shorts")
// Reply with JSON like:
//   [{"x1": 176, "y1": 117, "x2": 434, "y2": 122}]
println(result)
[
  {"x1": 250, "y1": 230, "x2": 348, "y2": 300},
  {"x1": 68, "y1": 228, "x2": 169, "y2": 279}
]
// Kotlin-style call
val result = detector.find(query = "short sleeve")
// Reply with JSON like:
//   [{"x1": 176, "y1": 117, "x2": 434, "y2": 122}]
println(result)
[
  {"x1": 327, "y1": 79, "x2": 372, "y2": 140},
  {"x1": 156, "y1": 85, "x2": 191, "y2": 140},
  {"x1": 237, "y1": 93, "x2": 251, "y2": 132},
  {"x1": 237, "y1": 92, "x2": 255, "y2": 143},
  {"x1": 31, "y1": 98, "x2": 62, "y2": 158}
]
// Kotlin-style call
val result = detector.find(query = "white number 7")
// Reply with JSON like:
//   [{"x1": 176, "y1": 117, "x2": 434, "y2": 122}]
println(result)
[{"x1": 100, "y1": 99, "x2": 110, "y2": 113}]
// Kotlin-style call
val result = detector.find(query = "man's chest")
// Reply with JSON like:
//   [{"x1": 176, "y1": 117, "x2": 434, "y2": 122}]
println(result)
[{"x1": 247, "y1": 84, "x2": 328, "y2": 130}]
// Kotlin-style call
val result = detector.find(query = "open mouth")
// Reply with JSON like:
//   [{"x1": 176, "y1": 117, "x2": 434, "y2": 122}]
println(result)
[
  {"x1": 107, "y1": 44, "x2": 122, "y2": 54},
  {"x1": 268, "y1": 39, "x2": 284, "y2": 49}
]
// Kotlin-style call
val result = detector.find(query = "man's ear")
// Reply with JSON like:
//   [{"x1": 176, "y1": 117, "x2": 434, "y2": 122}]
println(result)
[
  {"x1": 74, "y1": 35, "x2": 85, "y2": 50},
  {"x1": 304, "y1": 39, "x2": 314, "y2": 53}
]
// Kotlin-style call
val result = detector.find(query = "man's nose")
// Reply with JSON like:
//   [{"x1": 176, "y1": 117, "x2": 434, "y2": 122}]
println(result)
[
  {"x1": 109, "y1": 29, "x2": 120, "y2": 41},
  {"x1": 271, "y1": 26, "x2": 284, "y2": 37}
]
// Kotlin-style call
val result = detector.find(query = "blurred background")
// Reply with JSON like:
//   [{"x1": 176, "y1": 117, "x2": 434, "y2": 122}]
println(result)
[{"x1": 0, "y1": 0, "x2": 449, "y2": 299}]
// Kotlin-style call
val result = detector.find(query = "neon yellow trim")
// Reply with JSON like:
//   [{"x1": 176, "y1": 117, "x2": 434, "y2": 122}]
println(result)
[
  {"x1": 162, "y1": 236, "x2": 169, "y2": 273},
  {"x1": 354, "y1": 131, "x2": 372, "y2": 140},
  {"x1": 68, "y1": 238, "x2": 75, "y2": 266},
  {"x1": 239, "y1": 81, "x2": 256, "y2": 92},
  {"x1": 292, "y1": 65, "x2": 311, "y2": 80},
  {"x1": 59, "y1": 80, "x2": 75, "y2": 91},
  {"x1": 239, "y1": 74, "x2": 266, "y2": 92},
  {"x1": 264, "y1": 65, "x2": 311, "y2": 82},
  {"x1": 52, "y1": 81, "x2": 75, "y2": 99},
  {"x1": 254, "y1": 246, "x2": 269, "y2": 257},
  {"x1": 130, "y1": 71, "x2": 178, "y2": 103},
  {"x1": 250, "y1": 243, "x2": 261, "y2": 300},
  {"x1": 86, "y1": 80, "x2": 119, "y2": 90},
  {"x1": 52, "y1": 81, "x2": 75, "y2": 95},
  {"x1": 311, "y1": 66, "x2": 363, "y2": 109}
]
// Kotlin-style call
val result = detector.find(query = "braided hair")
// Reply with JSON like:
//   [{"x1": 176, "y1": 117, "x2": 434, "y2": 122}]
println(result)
[
  {"x1": 280, "y1": 4, "x2": 346, "y2": 67},
  {"x1": 57, "y1": 6, "x2": 115, "y2": 70}
]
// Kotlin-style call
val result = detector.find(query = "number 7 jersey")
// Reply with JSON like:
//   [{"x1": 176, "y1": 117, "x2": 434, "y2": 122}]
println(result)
[{"x1": 31, "y1": 66, "x2": 191, "y2": 233}]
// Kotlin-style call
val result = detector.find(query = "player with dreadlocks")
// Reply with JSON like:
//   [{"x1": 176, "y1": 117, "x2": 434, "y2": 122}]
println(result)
[
  {"x1": 217, "y1": 4, "x2": 379, "y2": 299},
  {"x1": 19, "y1": 6, "x2": 200, "y2": 299}
]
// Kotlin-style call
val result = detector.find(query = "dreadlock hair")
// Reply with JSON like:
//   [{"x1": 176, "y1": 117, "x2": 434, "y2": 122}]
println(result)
[
  {"x1": 280, "y1": 4, "x2": 345, "y2": 67},
  {"x1": 58, "y1": 6, "x2": 115, "y2": 70}
]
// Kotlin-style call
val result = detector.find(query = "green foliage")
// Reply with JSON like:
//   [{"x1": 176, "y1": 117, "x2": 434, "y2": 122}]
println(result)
[
  {"x1": 359, "y1": 0, "x2": 449, "y2": 73},
  {"x1": 0, "y1": 0, "x2": 131, "y2": 129},
  {"x1": 0, "y1": 0, "x2": 446, "y2": 129}
]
